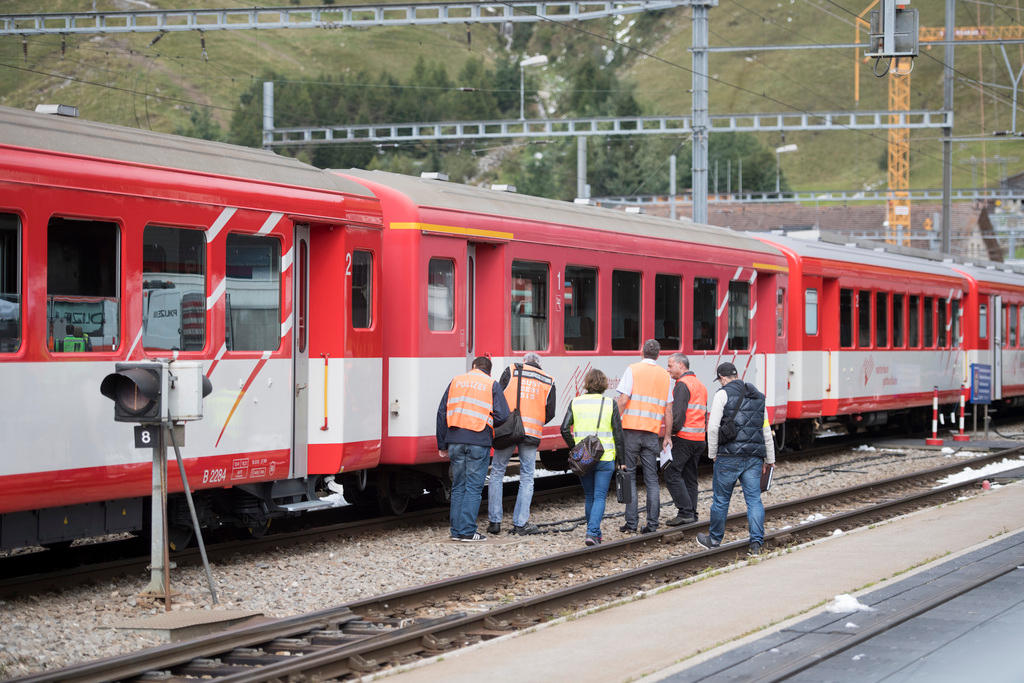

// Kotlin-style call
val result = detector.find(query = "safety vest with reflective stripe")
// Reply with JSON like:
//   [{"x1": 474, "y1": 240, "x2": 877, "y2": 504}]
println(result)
[
  {"x1": 621, "y1": 361, "x2": 671, "y2": 433},
  {"x1": 570, "y1": 394, "x2": 616, "y2": 461},
  {"x1": 675, "y1": 372, "x2": 708, "y2": 441},
  {"x1": 504, "y1": 364, "x2": 554, "y2": 439},
  {"x1": 446, "y1": 369, "x2": 495, "y2": 432}
]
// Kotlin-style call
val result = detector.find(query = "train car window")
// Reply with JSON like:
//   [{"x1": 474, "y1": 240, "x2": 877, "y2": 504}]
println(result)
[
  {"x1": 804, "y1": 289, "x2": 818, "y2": 335},
  {"x1": 351, "y1": 250, "x2": 373, "y2": 329},
  {"x1": 951, "y1": 299, "x2": 961, "y2": 345},
  {"x1": 937, "y1": 299, "x2": 948, "y2": 348},
  {"x1": 1009, "y1": 304, "x2": 1018, "y2": 348},
  {"x1": 727, "y1": 281, "x2": 750, "y2": 350},
  {"x1": 777, "y1": 287, "x2": 785, "y2": 338},
  {"x1": 0, "y1": 215, "x2": 20, "y2": 353},
  {"x1": 908, "y1": 295, "x2": 920, "y2": 347},
  {"x1": 875, "y1": 292, "x2": 889, "y2": 347},
  {"x1": 979, "y1": 301, "x2": 988, "y2": 339},
  {"x1": 923, "y1": 297, "x2": 934, "y2": 347},
  {"x1": 857, "y1": 290, "x2": 871, "y2": 348},
  {"x1": 839, "y1": 289, "x2": 853, "y2": 348},
  {"x1": 564, "y1": 266, "x2": 597, "y2": 351},
  {"x1": 511, "y1": 260, "x2": 549, "y2": 351},
  {"x1": 612, "y1": 270, "x2": 641, "y2": 351},
  {"x1": 655, "y1": 274, "x2": 681, "y2": 350},
  {"x1": 692, "y1": 278, "x2": 717, "y2": 350},
  {"x1": 47, "y1": 217, "x2": 119, "y2": 353},
  {"x1": 892, "y1": 294, "x2": 904, "y2": 347},
  {"x1": 225, "y1": 233, "x2": 281, "y2": 351},
  {"x1": 142, "y1": 226, "x2": 206, "y2": 352},
  {"x1": 427, "y1": 258, "x2": 455, "y2": 331}
]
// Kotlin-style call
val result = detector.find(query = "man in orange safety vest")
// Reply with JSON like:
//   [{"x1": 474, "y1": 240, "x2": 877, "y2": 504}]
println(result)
[{"x1": 665, "y1": 353, "x2": 707, "y2": 527}]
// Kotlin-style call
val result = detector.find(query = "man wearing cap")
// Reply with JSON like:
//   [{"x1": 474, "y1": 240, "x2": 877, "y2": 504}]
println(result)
[
  {"x1": 615, "y1": 339, "x2": 673, "y2": 533},
  {"x1": 696, "y1": 362, "x2": 776, "y2": 555}
]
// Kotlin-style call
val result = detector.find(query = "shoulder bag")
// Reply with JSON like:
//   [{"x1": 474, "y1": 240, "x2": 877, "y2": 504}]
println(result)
[
  {"x1": 493, "y1": 364, "x2": 526, "y2": 449},
  {"x1": 567, "y1": 397, "x2": 605, "y2": 476}
]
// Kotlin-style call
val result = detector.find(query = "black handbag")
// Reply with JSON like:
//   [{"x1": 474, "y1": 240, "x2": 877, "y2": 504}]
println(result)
[
  {"x1": 567, "y1": 397, "x2": 605, "y2": 476},
  {"x1": 493, "y1": 364, "x2": 526, "y2": 449},
  {"x1": 615, "y1": 469, "x2": 632, "y2": 504}
]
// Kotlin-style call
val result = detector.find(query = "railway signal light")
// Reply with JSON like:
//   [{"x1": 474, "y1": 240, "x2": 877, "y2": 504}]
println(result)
[{"x1": 101, "y1": 361, "x2": 167, "y2": 423}]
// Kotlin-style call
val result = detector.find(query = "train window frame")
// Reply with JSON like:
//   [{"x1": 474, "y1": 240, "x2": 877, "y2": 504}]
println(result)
[
  {"x1": 564, "y1": 265, "x2": 597, "y2": 352},
  {"x1": 951, "y1": 298, "x2": 961, "y2": 345},
  {"x1": 224, "y1": 232, "x2": 282, "y2": 352},
  {"x1": 839, "y1": 288, "x2": 853, "y2": 348},
  {"x1": 0, "y1": 214, "x2": 21, "y2": 353},
  {"x1": 611, "y1": 269, "x2": 641, "y2": 351},
  {"x1": 892, "y1": 293, "x2": 905, "y2": 348},
  {"x1": 777, "y1": 287, "x2": 786, "y2": 338},
  {"x1": 142, "y1": 225, "x2": 207, "y2": 353},
  {"x1": 350, "y1": 250, "x2": 373, "y2": 329},
  {"x1": 655, "y1": 273, "x2": 681, "y2": 351},
  {"x1": 727, "y1": 280, "x2": 750, "y2": 351},
  {"x1": 47, "y1": 216, "x2": 121, "y2": 354},
  {"x1": 937, "y1": 298, "x2": 948, "y2": 349},
  {"x1": 923, "y1": 296, "x2": 934, "y2": 348},
  {"x1": 875, "y1": 291, "x2": 889, "y2": 348},
  {"x1": 427, "y1": 257, "x2": 455, "y2": 332},
  {"x1": 1009, "y1": 304, "x2": 1019, "y2": 348},
  {"x1": 511, "y1": 260, "x2": 549, "y2": 351},
  {"x1": 804, "y1": 288, "x2": 818, "y2": 336},
  {"x1": 908, "y1": 295, "x2": 920, "y2": 348},
  {"x1": 857, "y1": 290, "x2": 871, "y2": 348},
  {"x1": 979, "y1": 301, "x2": 988, "y2": 339},
  {"x1": 692, "y1": 277, "x2": 718, "y2": 350}
]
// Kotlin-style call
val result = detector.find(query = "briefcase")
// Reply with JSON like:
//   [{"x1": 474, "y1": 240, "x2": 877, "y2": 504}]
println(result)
[{"x1": 615, "y1": 469, "x2": 632, "y2": 505}]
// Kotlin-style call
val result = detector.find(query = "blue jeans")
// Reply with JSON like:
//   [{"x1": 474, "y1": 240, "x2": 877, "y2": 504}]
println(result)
[
  {"x1": 623, "y1": 429, "x2": 661, "y2": 529},
  {"x1": 488, "y1": 442, "x2": 537, "y2": 528},
  {"x1": 448, "y1": 443, "x2": 491, "y2": 538},
  {"x1": 579, "y1": 458, "x2": 616, "y2": 538},
  {"x1": 707, "y1": 456, "x2": 765, "y2": 545}
]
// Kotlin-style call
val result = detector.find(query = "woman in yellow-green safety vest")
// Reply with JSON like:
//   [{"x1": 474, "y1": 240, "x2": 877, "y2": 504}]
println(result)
[{"x1": 560, "y1": 368, "x2": 626, "y2": 546}]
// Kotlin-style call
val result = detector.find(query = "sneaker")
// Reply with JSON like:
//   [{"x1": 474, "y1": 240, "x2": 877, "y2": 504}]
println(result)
[
  {"x1": 511, "y1": 523, "x2": 540, "y2": 535},
  {"x1": 584, "y1": 536, "x2": 598, "y2": 547},
  {"x1": 696, "y1": 532, "x2": 720, "y2": 549},
  {"x1": 640, "y1": 524, "x2": 658, "y2": 534},
  {"x1": 487, "y1": 521, "x2": 501, "y2": 535},
  {"x1": 748, "y1": 542, "x2": 763, "y2": 556},
  {"x1": 619, "y1": 523, "x2": 637, "y2": 533},
  {"x1": 666, "y1": 514, "x2": 697, "y2": 527},
  {"x1": 457, "y1": 533, "x2": 487, "y2": 542}
]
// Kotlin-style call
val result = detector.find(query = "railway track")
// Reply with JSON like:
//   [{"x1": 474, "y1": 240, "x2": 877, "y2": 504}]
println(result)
[{"x1": 16, "y1": 447, "x2": 1023, "y2": 683}]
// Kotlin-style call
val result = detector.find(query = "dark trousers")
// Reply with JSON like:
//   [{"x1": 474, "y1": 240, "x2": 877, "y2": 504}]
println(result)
[
  {"x1": 666, "y1": 436, "x2": 702, "y2": 518},
  {"x1": 623, "y1": 429, "x2": 660, "y2": 529}
]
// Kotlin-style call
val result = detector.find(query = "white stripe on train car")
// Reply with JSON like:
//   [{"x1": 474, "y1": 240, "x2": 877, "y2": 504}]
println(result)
[
  {"x1": 206, "y1": 207, "x2": 236, "y2": 243},
  {"x1": 258, "y1": 212, "x2": 284, "y2": 235},
  {"x1": 206, "y1": 279, "x2": 226, "y2": 310},
  {"x1": 281, "y1": 247, "x2": 294, "y2": 272}
]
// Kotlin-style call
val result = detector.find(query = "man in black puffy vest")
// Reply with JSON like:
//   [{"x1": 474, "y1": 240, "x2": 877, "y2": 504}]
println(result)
[{"x1": 696, "y1": 362, "x2": 776, "y2": 556}]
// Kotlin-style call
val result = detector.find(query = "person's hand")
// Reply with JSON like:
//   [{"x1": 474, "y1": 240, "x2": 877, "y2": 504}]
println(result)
[
  {"x1": 439, "y1": 450, "x2": 448, "y2": 459},
  {"x1": 662, "y1": 436, "x2": 672, "y2": 451},
  {"x1": 763, "y1": 462, "x2": 773, "y2": 475}
]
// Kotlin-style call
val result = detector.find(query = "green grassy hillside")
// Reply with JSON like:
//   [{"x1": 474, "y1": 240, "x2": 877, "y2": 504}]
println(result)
[{"x1": 1, "y1": 0, "x2": 1022, "y2": 192}]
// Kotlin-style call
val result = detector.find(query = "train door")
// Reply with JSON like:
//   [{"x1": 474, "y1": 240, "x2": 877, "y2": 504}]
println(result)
[
  {"x1": 292, "y1": 224, "x2": 310, "y2": 478},
  {"x1": 992, "y1": 294, "x2": 1003, "y2": 400}
]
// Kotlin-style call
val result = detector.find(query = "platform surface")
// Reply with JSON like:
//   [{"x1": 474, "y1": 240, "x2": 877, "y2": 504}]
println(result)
[{"x1": 382, "y1": 482, "x2": 1024, "y2": 683}]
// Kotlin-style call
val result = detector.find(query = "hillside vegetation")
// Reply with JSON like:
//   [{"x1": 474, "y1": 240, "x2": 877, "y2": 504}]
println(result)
[{"x1": 1, "y1": 0, "x2": 1022, "y2": 196}]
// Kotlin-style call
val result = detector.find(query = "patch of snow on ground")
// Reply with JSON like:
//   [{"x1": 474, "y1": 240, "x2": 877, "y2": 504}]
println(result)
[
  {"x1": 934, "y1": 457, "x2": 1024, "y2": 487},
  {"x1": 825, "y1": 594, "x2": 875, "y2": 613},
  {"x1": 854, "y1": 445, "x2": 876, "y2": 452}
]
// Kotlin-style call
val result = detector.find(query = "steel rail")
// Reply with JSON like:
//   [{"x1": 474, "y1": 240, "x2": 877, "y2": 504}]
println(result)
[{"x1": 16, "y1": 448, "x2": 1021, "y2": 682}]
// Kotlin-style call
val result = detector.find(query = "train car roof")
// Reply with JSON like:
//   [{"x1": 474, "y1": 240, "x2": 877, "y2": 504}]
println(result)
[
  {"x1": 759, "y1": 233, "x2": 963, "y2": 279},
  {"x1": 0, "y1": 105, "x2": 373, "y2": 197},
  {"x1": 952, "y1": 261, "x2": 1024, "y2": 288},
  {"x1": 338, "y1": 169, "x2": 783, "y2": 258}
]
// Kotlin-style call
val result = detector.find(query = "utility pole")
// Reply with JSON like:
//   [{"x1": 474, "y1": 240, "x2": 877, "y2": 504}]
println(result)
[
  {"x1": 942, "y1": 0, "x2": 955, "y2": 254},
  {"x1": 691, "y1": 1, "x2": 713, "y2": 224}
]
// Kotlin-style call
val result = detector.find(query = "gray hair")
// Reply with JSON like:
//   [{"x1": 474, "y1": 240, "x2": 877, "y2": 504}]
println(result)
[
  {"x1": 669, "y1": 353, "x2": 690, "y2": 369},
  {"x1": 642, "y1": 338, "x2": 661, "y2": 360},
  {"x1": 522, "y1": 352, "x2": 543, "y2": 368}
]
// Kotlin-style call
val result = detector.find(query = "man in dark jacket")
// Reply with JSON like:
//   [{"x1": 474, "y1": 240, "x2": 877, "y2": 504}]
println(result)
[
  {"x1": 665, "y1": 353, "x2": 706, "y2": 526},
  {"x1": 696, "y1": 362, "x2": 776, "y2": 555}
]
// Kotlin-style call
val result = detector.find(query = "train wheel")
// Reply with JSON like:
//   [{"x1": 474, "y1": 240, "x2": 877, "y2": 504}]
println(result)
[
  {"x1": 168, "y1": 524, "x2": 194, "y2": 551},
  {"x1": 379, "y1": 486, "x2": 410, "y2": 516},
  {"x1": 430, "y1": 479, "x2": 452, "y2": 507}
]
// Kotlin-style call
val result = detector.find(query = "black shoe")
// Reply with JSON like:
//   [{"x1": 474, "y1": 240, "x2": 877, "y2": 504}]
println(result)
[
  {"x1": 666, "y1": 513, "x2": 697, "y2": 527},
  {"x1": 748, "y1": 542, "x2": 763, "y2": 556},
  {"x1": 640, "y1": 524, "x2": 658, "y2": 534},
  {"x1": 619, "y1": 523, "x2": 637, "y2": 533},
  {"x1": 456, "y1": 533, "x2": 487, "y2": 542},
  {"x1": 511, "y1": 523, "x2": 540, "y2": 535},
  {"x1": 696, "y1": 532, "x2": 720, "y2": 549},
  {"x1": 487, "y1": 521, "x2": 501, "y2": 535}
]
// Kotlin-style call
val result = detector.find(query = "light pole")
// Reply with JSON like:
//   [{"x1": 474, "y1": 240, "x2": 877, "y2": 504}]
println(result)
[
  {"x1": 775, "y1": 143, "x2": 798, "y2": 194},
  {"x1": 519, "y1": 54, "x2": 548, "y2": 120}
]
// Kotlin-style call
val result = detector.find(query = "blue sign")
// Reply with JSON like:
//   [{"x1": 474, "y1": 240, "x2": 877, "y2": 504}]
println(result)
[{"x1": 970, "y1": 363, "x2": 992, "y2": 405}]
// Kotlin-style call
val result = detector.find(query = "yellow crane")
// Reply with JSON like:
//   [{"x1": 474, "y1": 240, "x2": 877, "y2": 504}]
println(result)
[{"x1": 855, "y1": 4, "x2": 1024, "y2": 246}]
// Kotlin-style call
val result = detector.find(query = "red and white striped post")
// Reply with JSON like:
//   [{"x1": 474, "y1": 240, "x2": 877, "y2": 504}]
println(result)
[
  {"x1": 925, "y1": 386, "x2": 944, "y2": 446},
  {"x1": 953, "y1": 383, "x2": 971, "y2": 442}
]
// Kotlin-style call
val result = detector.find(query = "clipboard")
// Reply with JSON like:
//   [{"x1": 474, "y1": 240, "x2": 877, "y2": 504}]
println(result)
[{"x1": 760, "y1": 464, "x2": 774, "y2": 492}]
